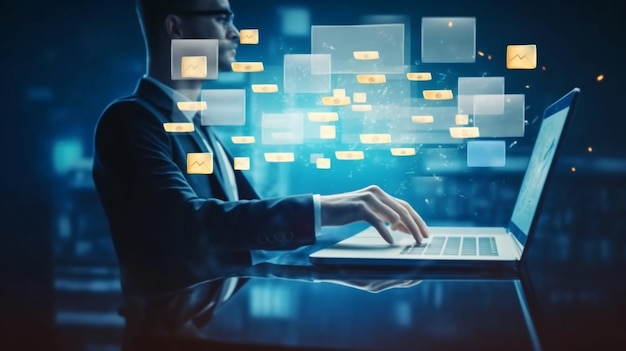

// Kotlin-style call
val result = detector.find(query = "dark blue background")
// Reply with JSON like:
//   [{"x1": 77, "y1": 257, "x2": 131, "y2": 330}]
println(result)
[{"x1": 1, "y1": 0, "x2": 624, "y2": 349}]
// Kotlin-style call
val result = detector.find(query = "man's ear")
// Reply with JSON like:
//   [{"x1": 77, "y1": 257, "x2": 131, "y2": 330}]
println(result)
[{"x1": 164, "y1": 14, "x2": 184, "y2": 39}]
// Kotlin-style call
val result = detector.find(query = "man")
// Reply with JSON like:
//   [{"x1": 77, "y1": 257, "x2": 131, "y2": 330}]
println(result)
[{"x1": 92, "y1": 0, "x2": 429, "y2": 301}]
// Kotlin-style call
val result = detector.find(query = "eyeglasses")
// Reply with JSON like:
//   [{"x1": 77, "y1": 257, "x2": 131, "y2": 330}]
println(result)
[{"x1": 172, "y1": 9, "x2": 235, "y2": 28}]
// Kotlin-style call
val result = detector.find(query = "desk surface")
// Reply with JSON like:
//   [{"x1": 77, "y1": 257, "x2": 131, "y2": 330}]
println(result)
[{"x1": 124, "y1": 173, "x2": 626, "y2": 351}]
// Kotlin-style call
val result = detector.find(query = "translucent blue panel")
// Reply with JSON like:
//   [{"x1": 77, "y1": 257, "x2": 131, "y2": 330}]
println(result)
[
  {"x1": 474, "y1": 94, "x2": 525, "y2": 137},
  {"x1": 311, "y1": 24, "x2": 405, "y2": 74},
  {"x1": 467, "y1": 140, "x2": 506, "y2": 167},
  {"x1": 283, "y1": 54, "x2": 331, "y2": 93},
  {"x1": 262, "y1": 112, "x2": 304, "y2": 145},
  {"x1": 200, "y1": 89, "x2": 246, "y2": 126},
  {"x1": 457, "y1": 77, "x2": 505, "y2": 114},
  {"x1": 421, "y1": 17, "x2": 476, "y2": 63}
]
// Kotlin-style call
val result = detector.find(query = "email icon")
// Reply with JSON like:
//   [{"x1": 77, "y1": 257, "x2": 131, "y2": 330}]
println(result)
[
  {"x1": 176, "y1": 101, "x2": 207, "y2": 111},
  {"x1": 449, "y1": 127, "x2": 480, "y2": 138},
  {"x1": 163, "y1": 122, "x2": 195, "y2": 133},
  {"x1": 264, "y1": 152, "x2": 295, "y2": 163},
  {"x1": 231, "y1": 62, "x2": 264, "y2": 72},
  {"x1": 351, "y1": 104, "x2": 372, "y2": 112},
  {"x1": 321, "y1": 96, "x2": 351, "y2": 106},
  {"x1": 251, "y1": 84, "x2": 278, "y2": 93},
  {"x1": 390, "y1": 148, "x2": 416, "y2": 156},
  {"x1": 231, "y1": 136, "x2": 256, "y2": 144},
  {"x1": 353, "y1": 51, "x2": 380, "y2": 60},
  {"x1": 506, "y1": 44, "x2": 537, "y2": 69},
  {"x1": 356, "y1": 74, "x2": 386, "y2": 84},
  {"x1": 181, "y1": 56, "x2": 208, "y2": 78},
  {"x1": 359, "y1": 133, "x2": 391, "y2": 144},
  {"x1": 239, "y1": 29, "x2": 259, "y2": 44},
  {"x1": 335, "y1": 151, "x2": 365, "y2": 160},
  {"x1": 353, "y1": 92, "x2": 367, "y2": 103},
  {"x1": 316, "y1": 157, "x2": 331, "y2": 169},
  {"x1": 333, "y1": 89, "x2": 346, "y2": 97},
  {"x1": 411, "y1": 115, "x2": 434, "y2": 124},
  {"x1": 455, "y1": 114, "x2": 469, "y2": 125},
  {"x1": 233, "y1": 157, "x2": 250, "y2": 170},
  {"x1": 187, "y1": 153, "x2": 213, "y2": 174},
  {"x1": 320, "y1": 125, "x2": 336, "y2": 139},
  {"x1": 423, "y1": 90, "x2": 453, "y2": 100},
  {"x1": 406, "y1": 72, "x2": 432, "y2": 81},
  {"x1": 308, "y1": 112, "x2": 339, "y2": 122}
]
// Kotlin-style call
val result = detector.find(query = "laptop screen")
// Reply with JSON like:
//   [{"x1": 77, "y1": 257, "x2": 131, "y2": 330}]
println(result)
[{"x1": 509, "y1": 89, "x2": 579, "y2": 247}]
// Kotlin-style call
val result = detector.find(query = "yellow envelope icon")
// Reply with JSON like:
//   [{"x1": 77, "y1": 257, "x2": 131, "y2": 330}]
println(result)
[
  {"x1": 264, "y1": 152, "x2": 295, "y2": 162},
  {"x1": 251, "y1": 84, "x2": 278, "y2": 93},
  {"x1": 176, "y1": 101, "x2": 207, "y2": 111},
  {"x1": 353, "y1": 92, "x2": 367, "y2": 103},
  {"x1": 187, "y1": 153, "x2": 213, "y2": 174},
  {"x1": 353, "y1": 51, "x2": 380, "y2": 60},
  {"x1": 449, "y1": 127, "x2": 480, "y2": 139},
  {"x1": 356, "y1": 74, "x2": 386, "y2": 84},
  {"x1": 335, "y1": 151, "x2": 365, "y2": 160},
  {"x1": 406, "y1": 72, "x2": 432, "y2": 81},
  {"x1": 181, "y1": 56, "x2": 208, "y2": 78},
  {"x1": 163, "y1": 122, "x2": 195, "y2": 133},
  {"x1": 308, "y1": 112, "x2": 339, "y2": 122},
  {"x1": 316, "y1": 157, "x2": 331, "y2": 169},
  {"x1": 321, "y1": 96, "x2": 351, "y2": 106},
  {"x1": 231, "y1": 136, "x2": 256, "y2": 144},
  {"x1": 390, "y1": 148, "x2": 416, "y2": 156},
  {"x1": 359, "y1": 133, "x2": 391, "y2": 144},
  {"x1": 351, "y1": 104, "x2": 372, "y2": 112},
  {"x1": 423, "y1": 90, "x2": 453, "y2": 100},
  {"x1": 506, "y1": 44, "x2": 537, "y2": 69},
  {"x1": 411, "y1": 115, "x2": 434, "y2": 124},
  {"x1": 233, "y1": 157, "x2": 250, "y2": 170},
  {"x1": 455, "y1": 114, "x2": 469, "y2": 125},
  {"x1": 231, "y1": 62, "x2": 264, "y2": 72},
  {"x1": 320, "y1": 125, "x2": 336, "y2": 139},
  {"x1": 239, "y1": 29, "x2": 259, "y2": 44},
  {"x1": 333, "y1": 89, "x2": 346, "y2": 97}
]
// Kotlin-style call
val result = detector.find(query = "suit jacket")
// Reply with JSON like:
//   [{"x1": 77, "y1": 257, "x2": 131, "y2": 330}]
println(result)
[{"x1": 92, "y1": 78, "x2": 315, "y2": 298}]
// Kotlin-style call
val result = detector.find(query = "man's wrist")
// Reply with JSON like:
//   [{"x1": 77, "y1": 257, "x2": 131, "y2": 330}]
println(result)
[{"x1": 313, "y1": 194, "x2": 322, "y2": 237}]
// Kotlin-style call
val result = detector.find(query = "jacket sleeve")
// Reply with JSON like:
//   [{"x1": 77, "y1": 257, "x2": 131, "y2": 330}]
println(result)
[{"x1": 92, "y1": 100, "x2": 316, "y2": 257}]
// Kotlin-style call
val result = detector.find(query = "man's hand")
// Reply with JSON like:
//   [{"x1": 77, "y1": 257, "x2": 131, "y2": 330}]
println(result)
[{"x1": 319, "y1": 185, "x2": 429, "y2": 244}]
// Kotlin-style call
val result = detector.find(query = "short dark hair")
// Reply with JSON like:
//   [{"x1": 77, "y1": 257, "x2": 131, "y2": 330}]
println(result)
[{"x1": 135, "y1": 0, "x2": 196, "y2": 49}]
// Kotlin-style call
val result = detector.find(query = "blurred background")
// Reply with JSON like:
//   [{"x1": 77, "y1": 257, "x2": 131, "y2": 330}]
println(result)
[{"x1": 1, "y1": 0, "x2": 623, "y2": 349}]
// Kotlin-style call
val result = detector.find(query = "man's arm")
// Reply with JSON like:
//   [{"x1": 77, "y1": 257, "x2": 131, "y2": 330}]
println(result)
[{"x1": 93, "y1": 101, "x2": 316, "y2": 252}]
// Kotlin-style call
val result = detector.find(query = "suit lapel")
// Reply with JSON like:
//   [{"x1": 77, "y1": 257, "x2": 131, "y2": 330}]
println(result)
[{"x1": 135, "y1": 78, "x2": 209, "y2": 157}]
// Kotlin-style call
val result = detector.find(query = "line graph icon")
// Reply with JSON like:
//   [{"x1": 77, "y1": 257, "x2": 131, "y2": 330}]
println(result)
[
  {"x1": 187, "y1": 153, "x2": 213, "y2": 174},
  {"x1": 181, "y1": 56, "x2": 208, "y2": 78},
  {"x1": 506, "y1": 44, "x2": 537, "y2": 69}
]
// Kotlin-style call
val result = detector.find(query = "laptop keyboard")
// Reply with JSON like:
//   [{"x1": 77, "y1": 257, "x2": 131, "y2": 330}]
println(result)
[{"x1": 400, "y1": 236, "x2": 498, "y2": 256}]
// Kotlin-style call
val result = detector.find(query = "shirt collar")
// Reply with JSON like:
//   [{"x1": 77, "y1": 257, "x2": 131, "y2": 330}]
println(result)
[{"x1": 143, "y1": 75, "x2": 199, "y2": 122}]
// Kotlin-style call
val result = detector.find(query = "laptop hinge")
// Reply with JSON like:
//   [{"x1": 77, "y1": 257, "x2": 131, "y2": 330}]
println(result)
[{"x1": 508, "y1": 230, "x2": 524, "y2": 259}]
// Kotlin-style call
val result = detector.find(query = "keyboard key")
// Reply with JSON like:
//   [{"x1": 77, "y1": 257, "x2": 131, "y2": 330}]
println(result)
[
  {"x1": 423, "y1": 236, "x2": 446, "y2": 255},
  {"x1": 442, "y1": 236, "x2": 461, "y2": 255},
  {"x1": 461, "y1": 237, "x2": 477, "y2": 256},
  {"x1": 478, "y1": 237, "x2": 498, "y2": 256}
]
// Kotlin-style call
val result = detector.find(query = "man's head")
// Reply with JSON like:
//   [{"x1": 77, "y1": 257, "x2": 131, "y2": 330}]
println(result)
[{"x1": 136, "y1": 0, "x2": 239, "y2": 72}]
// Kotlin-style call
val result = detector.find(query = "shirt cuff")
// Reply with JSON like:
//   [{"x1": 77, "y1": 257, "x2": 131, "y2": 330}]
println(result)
[{"x1": 313, "y1": 194, "x2": 322, "y2": 237}]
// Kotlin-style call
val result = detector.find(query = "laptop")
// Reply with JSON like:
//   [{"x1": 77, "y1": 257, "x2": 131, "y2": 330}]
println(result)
[{"x1": 310, "y1": 88, "x2": 580, "y2": 271}]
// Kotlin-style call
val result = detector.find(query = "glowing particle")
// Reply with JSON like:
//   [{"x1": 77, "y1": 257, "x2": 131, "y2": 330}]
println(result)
[
  {"x1": 487, "y1": 54, "x2": 492, "y2": 60},
  {"x1": 424, "y1": 198, "x2": 430, "y2": 205},
  {"x1": 477, "y1": 51, "x2": 485, "y2": 56},
  {"x1": 596, "y1": 74, "x2": 604, "y2": 82},
  {"x1": 448, "y1": 21, "x2": 454, "y2": 28},
  {"x1": 571, "y1": 167, "x2": 576, "y2": 172},
  {"x1": 587, "y1": 146, "x2": 593, "y2": 152},
  {"x1": 541, "y1": 66, "x2": 547, "y2": 71},
  {"x1": 525, "y1": 84, "x2": 530, "y2": 89}
]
